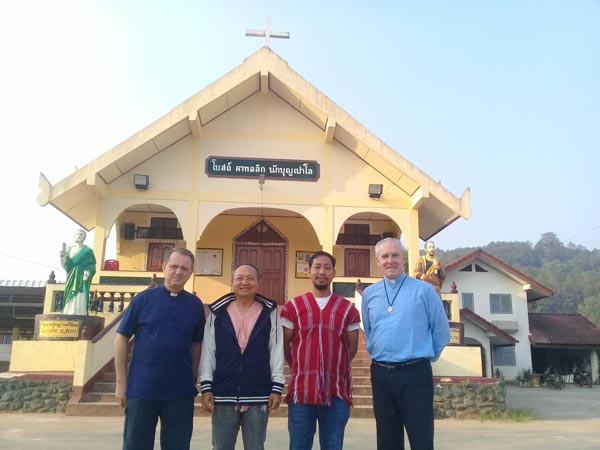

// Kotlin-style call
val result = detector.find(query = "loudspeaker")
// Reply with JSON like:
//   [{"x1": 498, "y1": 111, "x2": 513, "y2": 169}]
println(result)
[{"x1": 124, "y1": 223, "x2": 135, "y2": 240}]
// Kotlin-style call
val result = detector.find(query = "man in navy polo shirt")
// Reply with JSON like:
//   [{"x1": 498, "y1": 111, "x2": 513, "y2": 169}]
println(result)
[{"x1": 114, "y1": 247, "x2": 206, "y2": 450}]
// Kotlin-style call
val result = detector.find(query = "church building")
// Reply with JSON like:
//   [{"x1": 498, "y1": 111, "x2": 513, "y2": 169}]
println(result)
[{"x1": 37, "y1": 47, "x2": 471, "y2": 304}]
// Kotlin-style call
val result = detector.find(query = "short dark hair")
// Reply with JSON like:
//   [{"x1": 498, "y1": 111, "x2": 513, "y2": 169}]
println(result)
[
  {"x1": 233, "y1": 264, "x2": 262, "y2": 280},
  {"x1": 165, "y1": 247, "x2": 195, "y2": 267},
  {"x1": 309, "y1": 251, "x2": 336, "y2": 269}
]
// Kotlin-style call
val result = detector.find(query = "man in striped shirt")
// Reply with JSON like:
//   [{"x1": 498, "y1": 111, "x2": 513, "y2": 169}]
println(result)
[{"x1": 281, "y1": 251, "x2": 361, "y2": 450}]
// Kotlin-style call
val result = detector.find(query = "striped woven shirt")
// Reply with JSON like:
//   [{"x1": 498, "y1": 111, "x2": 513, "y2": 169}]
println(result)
[{"x1": 281, "y1": 292, "x2": 360, "y2": 406}]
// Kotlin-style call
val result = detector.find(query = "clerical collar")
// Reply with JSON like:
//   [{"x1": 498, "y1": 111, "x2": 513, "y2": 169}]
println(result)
[
  {"x1": 162, "y1": 286, "x2": 182, "y2": 297},
  {"x1": 385, "y1": 273, "x2": 406, "y2": 285}
]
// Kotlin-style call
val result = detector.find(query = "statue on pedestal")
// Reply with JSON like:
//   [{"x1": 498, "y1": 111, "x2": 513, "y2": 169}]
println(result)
[
  {"x1": 413, "y1": 240, "x2": 445, "y2": 297},
  {"x1": 60, "y1": 229, "x2": 96, "y2": 315}
]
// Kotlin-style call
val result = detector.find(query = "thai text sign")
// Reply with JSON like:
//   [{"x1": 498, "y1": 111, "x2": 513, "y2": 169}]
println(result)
[
  {"x1": 206, "y1": 156, "x2": 319, "y2": 181},
  {"x1": 39, "y1": 320, "x2": 80, "y2": 338}
]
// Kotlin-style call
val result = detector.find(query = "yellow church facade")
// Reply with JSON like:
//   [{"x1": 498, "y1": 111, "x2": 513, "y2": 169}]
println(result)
[
  {"x1": 10, "y1": 47, "x2": 484, "y2": 384},
  {"x1": 37, "y1": 47, "x2": 470, "y2": 305}
]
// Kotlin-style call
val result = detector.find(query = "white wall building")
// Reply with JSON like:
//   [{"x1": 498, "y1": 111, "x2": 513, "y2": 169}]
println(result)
[{"x1": 445, "y1": 249, "x2": 553, "y2": 380}]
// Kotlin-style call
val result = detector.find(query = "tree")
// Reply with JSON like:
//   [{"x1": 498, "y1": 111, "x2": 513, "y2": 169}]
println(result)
[{"x1": 578, "y1": 295, "x2": 600, "y2": 327}]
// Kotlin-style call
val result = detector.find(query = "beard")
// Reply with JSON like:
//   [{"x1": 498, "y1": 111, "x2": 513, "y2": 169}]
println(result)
[{"x1": 312, "y1": 279, "x2": 330, "y2": 291}]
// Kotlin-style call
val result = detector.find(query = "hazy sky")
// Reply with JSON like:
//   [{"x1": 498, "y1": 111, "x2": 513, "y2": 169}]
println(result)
[{"x1": 1, "y1": 1, "x2": 599, "y2": 281}]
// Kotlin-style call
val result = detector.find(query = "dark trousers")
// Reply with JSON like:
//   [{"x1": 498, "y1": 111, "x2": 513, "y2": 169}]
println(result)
[
  {"x1": 370, "y1": 359, "x2": 434, "y2": 450},
  {"x1": 123, "y1": 397, "x2": 195, "y2": 450}
]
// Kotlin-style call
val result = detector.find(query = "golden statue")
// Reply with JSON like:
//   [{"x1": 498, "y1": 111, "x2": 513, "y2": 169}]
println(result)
[{"x1": 414, "y1": 240, "x2": 445, "y2": 296}]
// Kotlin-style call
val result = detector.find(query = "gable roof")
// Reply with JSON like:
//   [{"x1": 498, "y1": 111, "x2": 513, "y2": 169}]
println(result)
[
  {"x1": 529, "y1": 313, "x2": 600, "y2": 347},
  {"x1": 445, "y1": 249, "x2": 553, "y2": 302},
  {"x1": 37, "y1": 47, "x2": 470, "y2": 238},
  {"x1": 460, "y1": 308, "x2": 518, "y2": 345}
]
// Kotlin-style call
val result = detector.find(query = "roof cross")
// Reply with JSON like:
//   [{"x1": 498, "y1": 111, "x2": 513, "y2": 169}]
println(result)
[{"x1": 245, "y1": 17, "x2": 290, "y2": 47}]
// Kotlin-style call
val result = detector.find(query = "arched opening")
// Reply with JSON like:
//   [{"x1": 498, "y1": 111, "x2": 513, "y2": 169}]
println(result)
[
  {"x1": 335, "y1": 212, "x2": 401, "y2": 278},
  {"x1": 233, "y1": 219, "x2": 287, "y2": 304},
  {"x1": 196, "y1": 207, "x2": 318, "y2": 304},
  {"x1": 112, "y1": 204, "x2": 183, "y2": 273}
]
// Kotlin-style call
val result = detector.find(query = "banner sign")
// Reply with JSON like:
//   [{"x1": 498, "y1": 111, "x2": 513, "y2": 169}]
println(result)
[{"x1": 206, "y1": 156, "x2": 319, "y2": 181}]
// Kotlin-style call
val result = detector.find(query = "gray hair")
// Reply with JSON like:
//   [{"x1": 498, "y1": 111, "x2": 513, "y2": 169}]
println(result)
[
  {"x1": 375, "y1": 237, "x2": 406, "y2": 257},
  {"x1": 165, "y1": 247, "x2": 195, "y2": 267}
]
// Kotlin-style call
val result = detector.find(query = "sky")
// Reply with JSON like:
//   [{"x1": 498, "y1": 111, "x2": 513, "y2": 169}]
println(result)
[{"x1": 1, "y1": 1, "x2": 599, "y2": 282}]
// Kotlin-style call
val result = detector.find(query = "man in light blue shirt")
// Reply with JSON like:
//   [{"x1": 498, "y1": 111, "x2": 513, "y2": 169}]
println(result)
[{"x1": 362, "y1": 238, "x2": 450, "y2": 450}]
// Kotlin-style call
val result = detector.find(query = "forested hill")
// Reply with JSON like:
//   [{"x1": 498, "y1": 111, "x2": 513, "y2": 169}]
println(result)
[{"x1": 436, "y1": 232, "x2": 600, "y2": 326}]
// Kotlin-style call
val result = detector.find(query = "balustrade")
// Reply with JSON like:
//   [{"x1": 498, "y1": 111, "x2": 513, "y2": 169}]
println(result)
[{"x1": 50, "y1": 287, "x2": 141, "y2": 314}]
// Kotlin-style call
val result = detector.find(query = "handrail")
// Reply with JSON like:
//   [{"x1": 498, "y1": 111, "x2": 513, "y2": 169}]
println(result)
[{"x1": 91, "y1": 311, "x2": 125, "y2": 344}]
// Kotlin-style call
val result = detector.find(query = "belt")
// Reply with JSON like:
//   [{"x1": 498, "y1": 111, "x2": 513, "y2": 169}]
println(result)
[{"x1": 371, "y1": 358, "x2": 428, "y2": 370}]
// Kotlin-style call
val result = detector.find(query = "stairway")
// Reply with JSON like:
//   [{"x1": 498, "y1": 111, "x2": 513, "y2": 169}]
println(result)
[{"x1": 66, "y1": 332, "x2": 374, "y2": 418}]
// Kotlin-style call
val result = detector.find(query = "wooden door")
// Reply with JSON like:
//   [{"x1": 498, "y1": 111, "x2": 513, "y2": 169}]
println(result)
[
  {"x1": 147, "y1": 242, "x2": 175, "y2": 272},
  {"x1": 235, "y1": 245, "x2": 286, "y2": 304}
]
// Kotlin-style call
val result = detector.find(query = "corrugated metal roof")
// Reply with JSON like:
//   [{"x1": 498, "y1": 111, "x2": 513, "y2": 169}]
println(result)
[
  {"x1": 0, "y1": 280, "x2": 47, "y2": 288},
  {"x1": 529, "y1": 313, "x2": 600, "y2": 346}
]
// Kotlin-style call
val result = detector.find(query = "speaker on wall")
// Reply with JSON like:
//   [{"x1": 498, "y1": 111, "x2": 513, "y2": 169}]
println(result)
[{"x1": 124, "y1": 223, "x2": 135, "y2": 240}]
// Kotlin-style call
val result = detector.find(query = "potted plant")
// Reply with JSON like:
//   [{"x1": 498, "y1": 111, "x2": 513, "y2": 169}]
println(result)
[{"x1": 518, "y1": 368, "x2": 532, "y2": 387}]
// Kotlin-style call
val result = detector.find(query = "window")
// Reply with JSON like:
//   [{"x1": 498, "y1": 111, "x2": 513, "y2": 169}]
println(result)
[
  {"x1": 489, "y1": 294, "x2": 512, "y2": 314},
  {"x1": 492, "y1": 345, "x2": 516, "y2": 366},
  {"x1": 137, "y1": 217, "x2": 183, "y2": 239},
  {"x1": 461, "y1": 293, "x2": 474, "y2": 311},
  {"x1": 474, "y1": 264, "x2": 488, "y2": 272},
  {"x1": 459, "y1": 264, "x2": 472, "y2": 272}
]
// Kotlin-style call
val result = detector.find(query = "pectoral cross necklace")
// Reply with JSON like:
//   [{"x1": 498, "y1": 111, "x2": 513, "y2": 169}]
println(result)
[{"x1": 383, "y1": 275, "x2": 406, "y2": 313}]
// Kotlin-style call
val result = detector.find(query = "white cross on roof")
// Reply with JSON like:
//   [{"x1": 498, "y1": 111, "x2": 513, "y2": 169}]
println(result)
[{"x1": 245, "y1": 17, "x2": 290, "y2": 47}]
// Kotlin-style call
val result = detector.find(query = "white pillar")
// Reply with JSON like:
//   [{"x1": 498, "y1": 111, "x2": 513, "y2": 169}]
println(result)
[{"x1": 590, "y1": 349, "x2": 599, "y2": 383}]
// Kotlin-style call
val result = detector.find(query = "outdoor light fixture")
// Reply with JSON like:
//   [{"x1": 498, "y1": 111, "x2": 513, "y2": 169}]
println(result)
[
  {"x1": 134, "y1": 174, "x2": 149, "y2": 190},
  {"x1": 369, "y1": 184, "x2": 383, "y2": 199}
]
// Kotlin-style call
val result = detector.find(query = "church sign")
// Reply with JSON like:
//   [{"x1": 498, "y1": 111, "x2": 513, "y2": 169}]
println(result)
[
  {"x1": 38, "y1": 319, "x2": 80, "y2": 339},
  {"x1": 206, "y1": 156, "x2": 320, "y2": 181}
]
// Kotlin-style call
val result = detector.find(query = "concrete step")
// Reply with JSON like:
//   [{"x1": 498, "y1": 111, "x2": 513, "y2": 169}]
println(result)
[
  {"x1": 68, "y1": 336, "x2": 376, "y2": 417},
  {"x1": 81, "y1": 392, "x2": 115, "y2": 403},
  {"x1": 101, "y1": 372, "x2": 116, "y2": 382},
  {"x1": 66, "y1": 401, "x2": 124, "y2": 417},
  {"x1": 93, "y1": 382, "x2": 117, "y2": 393},
  {"x1": 68, "y1": 399, "x2": 374, "y2": 418},
  {"x1": 351, "y1": 384, "x2": 373, "y2": 396},
  {"x1": 350, "y1": 366, "x2": 371, "y2": 377}
]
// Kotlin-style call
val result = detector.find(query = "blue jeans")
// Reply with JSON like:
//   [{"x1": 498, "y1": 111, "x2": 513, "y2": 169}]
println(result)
[
  {"x1": 123, "y1": 397, "x2": 194, "y2": 450},
  {"x1": 287, "y1": 397, "x2": 350, "y2": 450},
  {"x1": 212, "y1": 404, "x2": 269, "y2": 450}
]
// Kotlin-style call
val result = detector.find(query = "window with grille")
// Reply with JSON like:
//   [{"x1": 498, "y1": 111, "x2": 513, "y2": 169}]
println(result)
[
  {"x1": 461, "y1": 292, "x2": 474, "y2": 311},
  {"x1": 492, "y1": 345, "x2": 516, "y2": 366},
  {"x1": 489, "y1": 293, "x2": 512, "y2": 314}
]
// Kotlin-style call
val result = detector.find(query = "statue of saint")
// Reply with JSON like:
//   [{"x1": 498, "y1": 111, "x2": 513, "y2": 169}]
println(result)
[
  {"x1": 413, "y1": 240, "x2": 445, "y2": 296},
  {"x1": 60, "y1": 229, "x2": 96, "y2": 315}
]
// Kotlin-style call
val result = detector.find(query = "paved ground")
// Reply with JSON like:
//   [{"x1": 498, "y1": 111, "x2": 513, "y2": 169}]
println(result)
[{"x1": 1, "y1": 384, "x2": 600, "y2": 449}]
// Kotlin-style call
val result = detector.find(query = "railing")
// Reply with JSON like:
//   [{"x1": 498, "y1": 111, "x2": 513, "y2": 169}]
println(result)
[{"x1": 44, "y1": 283, "x2": 148, "y2": 315}]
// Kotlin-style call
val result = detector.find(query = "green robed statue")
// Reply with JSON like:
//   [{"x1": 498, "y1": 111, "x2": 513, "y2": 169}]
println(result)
[{"x1": 60, "y1": 229, "x2": 96, "y2": 315}]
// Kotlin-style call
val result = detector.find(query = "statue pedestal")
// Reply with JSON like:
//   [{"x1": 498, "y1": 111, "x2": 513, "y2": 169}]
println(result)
[
  {"x1": 449, "y1": 322, "x2": 464, "y2": 345},
  {"x1": 34, "y1": 314, "x2": 105, "y2": 341}
]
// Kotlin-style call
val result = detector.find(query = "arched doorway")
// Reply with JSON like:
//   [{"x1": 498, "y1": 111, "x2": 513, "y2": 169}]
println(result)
[
  {"x1": 465, "y1": 337, "x2": 487, "y2": 377},
  {"x1": 234, "y1": 219, "x2": 287, "y2": 304}
]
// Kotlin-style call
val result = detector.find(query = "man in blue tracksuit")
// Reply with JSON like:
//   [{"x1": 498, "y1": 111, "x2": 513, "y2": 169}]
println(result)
[{"x1": 199, "y1": 264, "x2": 285, "y2": 450}]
